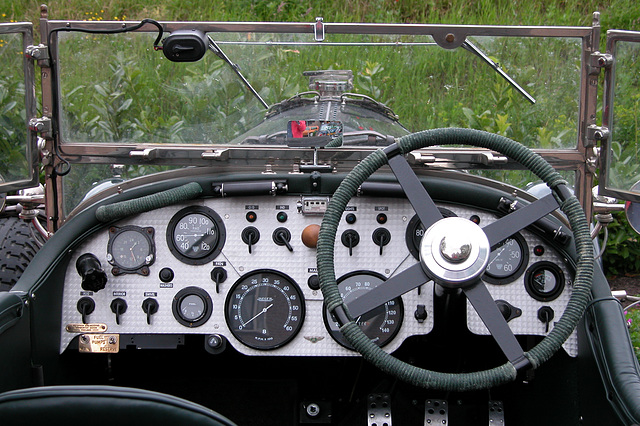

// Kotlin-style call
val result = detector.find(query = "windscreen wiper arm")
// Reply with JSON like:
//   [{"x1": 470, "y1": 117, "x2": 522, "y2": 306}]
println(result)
[
  {"x1": 207, "y1": 36, "x2": 269, "y2": 109},
  {"x1": 461, "y1": 40, "x2": 536, "y2": 105}
]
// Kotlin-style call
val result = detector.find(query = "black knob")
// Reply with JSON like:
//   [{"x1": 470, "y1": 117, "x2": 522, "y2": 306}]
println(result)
[
  {"x1": 76, "y1": 253, "x2": 107, "y2": 292},
  {"x1": 273, "y1": 227, "x2": 293, "y2": 252},
  {"x1": 77, "y1": 297, "x2": 95, "y2": 324},
  {"x1": 110, "y1": 298, "x2": 128, "y2": 325},
  {"x1": 241, "y1": 227, "x2": 260, "y2": 254},
  {"x1": 307, "y1": 275, "x2": 320, "y2": 291},
  {"x1": 341, "y1": 230, "x2": 360, "y2": 256},
  {"x1": 159, "y1": 267, "x2": 174, "y2": 283},
  {"x1": 372, "y1": 228, "x2": 391, "y2": 255},
  {"x1": 141, "y1": 298, "x2": 159, "y2": 325},
  {"x1": 496, "y1": 300, "x2": 522, "y2": 322},
  {"x1": 211, "y1": 267, "x2": 227, "y2": 293}
]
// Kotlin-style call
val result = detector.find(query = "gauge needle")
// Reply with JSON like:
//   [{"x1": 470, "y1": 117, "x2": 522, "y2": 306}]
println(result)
[
  {"x1": 487, "y1": 245, "x2": 507, "y2": 267},
  {"x1": 243, "y1": 303, "x2": 273, "y2": 327},
  {"x1": 129, "y1": 242, "x2": 138, "y2": 261}
]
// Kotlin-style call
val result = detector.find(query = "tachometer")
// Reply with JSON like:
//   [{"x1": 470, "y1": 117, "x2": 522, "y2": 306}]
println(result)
[
  {"x1": 225, "y1": 270, "x2": 305, "y2": 350},
  {"x1": 167, "y1": 206, "x2": 226, "y2": 264},
  {"x1": 323, "y1": 271, "x2": 403, "y2": 350}
]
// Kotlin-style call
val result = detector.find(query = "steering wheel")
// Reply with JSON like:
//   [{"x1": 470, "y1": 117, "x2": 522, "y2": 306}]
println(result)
[{"x1": 317, "y1": 128, "x2": 594, "y2": 391}]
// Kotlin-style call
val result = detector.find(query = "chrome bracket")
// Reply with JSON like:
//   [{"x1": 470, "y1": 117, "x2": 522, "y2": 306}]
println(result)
[
  {"x1": 314, "y1": 17, "x2": 325, "y2": 42},
  {"x1": 586, "y1": 125, "x2": 610, "y2": 147}
]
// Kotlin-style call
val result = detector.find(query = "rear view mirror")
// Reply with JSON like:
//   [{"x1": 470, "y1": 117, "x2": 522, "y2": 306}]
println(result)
[{"x1": 162, "y1": 30, "x2": 208, "y2": 62}]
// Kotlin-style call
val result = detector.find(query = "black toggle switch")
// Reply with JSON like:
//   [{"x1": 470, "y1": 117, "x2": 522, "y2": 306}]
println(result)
[
  {"x1": 77, "y1": 297, "x2": 95, "y2": 324},
  {"x1": 341, "y1": 230, "x2": 360, "y2": 256},
  {"x1": 372, "y1": 228, "x2": 391, "y2": 255},
  {"x1": 273, "y1": 227, "x2": 293, "y2": 252},
  {"x1": 241, "y1": 226, "x2": 260, "y2": 254},
  {"x1": 110, "y1": 298, "x2": 128, "y2": 325},
  {"x1": 538, "y1": 306, "x2": 555, "y2": 333},
  {"x1": 141, "y1": 298, "x2": 159, "y2": 325},
  {"x1": 414, "y1": 304, "x2": 428, "y2": 323},
  {"x1": 211, "y1": 267, "x2": 227, "y2": 293},
  {"x1": 76, "y1": 253, "x2": 108, "y2": 293}
]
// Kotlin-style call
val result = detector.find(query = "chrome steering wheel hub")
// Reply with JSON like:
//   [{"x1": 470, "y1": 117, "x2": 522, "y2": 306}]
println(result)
[{"x1": 420, "y1": 217, "x2": 490, "y2": 288}]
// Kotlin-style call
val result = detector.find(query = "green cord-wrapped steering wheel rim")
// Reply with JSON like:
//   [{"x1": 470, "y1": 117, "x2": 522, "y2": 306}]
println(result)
[{"x1": 317, "y1": 128, "x2": 594, "y2": 391}]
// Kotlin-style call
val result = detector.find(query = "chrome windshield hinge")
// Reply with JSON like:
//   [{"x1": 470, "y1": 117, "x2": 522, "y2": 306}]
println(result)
[
  {"x1": 589, "y1": 52, "x2": 614, "y2": 69},
  {"x1": 28, "y1": 117, "x2": 52, "y2": 135},
  {"x1": 25, "y1": 44, "x2": 49, "y2": 63}
]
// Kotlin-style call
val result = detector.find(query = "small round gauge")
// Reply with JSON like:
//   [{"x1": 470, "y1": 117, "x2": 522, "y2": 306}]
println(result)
[
  {"x1": 225, "y1": 270, "x2": 305, "y2": 350},
  {"x1": 323, "y1": 272, "x2": 403, "y2": 350},
  {"x1": 106, "y1": 226, "x2": 155, "y2": 275},
  {"x1": 483, "y1": 233, "x2": 529, "y2": 285},
  {"x1": 525, "y1": 261, "x2": 565, "y2": 301},
  {"x1": 405, "y1": 208, "x2": 457, "y2": 260},
  {"x1": 172, "y1": 286, "x2": 213, "y2": 327},
  {"x1": 167, "y1": 206, "x2": 226, "y2": 264}
]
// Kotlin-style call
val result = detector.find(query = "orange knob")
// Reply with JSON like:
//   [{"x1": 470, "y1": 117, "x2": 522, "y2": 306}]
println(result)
[{"x1": 301, "y1": 224, "x2": 321, "y2": 248}]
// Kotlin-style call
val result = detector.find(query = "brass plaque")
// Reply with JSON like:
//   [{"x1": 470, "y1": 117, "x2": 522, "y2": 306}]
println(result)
[
  {"x1": 78, "y1": 334, "x2": 119, "y2": 353},
  {"x1": 66, "y1": 323, "x2": 108, "y2": 333}
]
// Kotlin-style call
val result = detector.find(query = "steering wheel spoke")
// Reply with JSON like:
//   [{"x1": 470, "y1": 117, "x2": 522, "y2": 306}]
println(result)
[
  {"x1": 482, "y1": 193, "x2": 559, "y2": 248},
  {"x1": 386, "y1": 148, "x2": 443, "y2": 229},
  {"x1": 463, "y1": 279, "x2": 530, "y2": 370},
  {"x1": 346, "y1": 263, "x2": 429, "y2": 318}
]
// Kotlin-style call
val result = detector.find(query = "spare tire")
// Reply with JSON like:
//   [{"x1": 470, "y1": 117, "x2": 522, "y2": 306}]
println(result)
[{"x1": 0, "y1": 215, "x2": 41, "y2": 291}]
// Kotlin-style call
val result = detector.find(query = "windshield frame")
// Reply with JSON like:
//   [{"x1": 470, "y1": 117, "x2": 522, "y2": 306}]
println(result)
[{"x1": 42, "y1": 17, "x2": 601, "y2": 219}]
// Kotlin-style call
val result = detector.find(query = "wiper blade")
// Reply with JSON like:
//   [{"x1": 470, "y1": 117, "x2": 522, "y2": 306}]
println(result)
[
  {"x1": 207, "y1": 36, "x2": 269, "y2": 109},
  {"x1": 461, "y1": 40, "x2": 536, "y2": 105}
]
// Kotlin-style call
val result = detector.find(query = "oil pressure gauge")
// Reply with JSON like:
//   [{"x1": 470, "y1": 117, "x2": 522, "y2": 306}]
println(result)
[
  {"x1": 167, "y1": 206, "x2": 226, "y2": 264},
  {"x1": 484, "y1": 233, "x2": 529, "y2": 285}
]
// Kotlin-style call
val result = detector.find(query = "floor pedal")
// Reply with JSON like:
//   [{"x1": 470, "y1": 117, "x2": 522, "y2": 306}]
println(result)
[
  {"x1": 424, "y1": 399, "x2": 448, "y2": 425},
  {"x1": 488, "y1": 400, "x2": 505, "y2": 425},
  {"x1": 367, "y1": 393, "x2": 392, "y2": 426}
]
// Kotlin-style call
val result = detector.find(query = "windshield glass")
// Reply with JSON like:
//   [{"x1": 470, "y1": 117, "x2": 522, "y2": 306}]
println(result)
[{"x1": 56, "y1": 28, "x2": 582, "y2": 148}]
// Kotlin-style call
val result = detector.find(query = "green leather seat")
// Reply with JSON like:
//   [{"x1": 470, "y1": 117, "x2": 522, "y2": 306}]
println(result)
[{"x1": 0, "y1": 385, "x2": 236, "y2": 426}]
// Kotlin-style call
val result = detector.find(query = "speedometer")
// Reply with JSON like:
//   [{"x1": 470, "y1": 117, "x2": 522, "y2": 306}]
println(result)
[
  {"x1": 167, "y1": 206, "x2": 226, "y2": 264},
  {"x1": 225, "y1": 270, "x2": 305, "y2": 350}
]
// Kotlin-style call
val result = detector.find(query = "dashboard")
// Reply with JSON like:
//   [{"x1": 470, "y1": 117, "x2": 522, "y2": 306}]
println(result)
[{"x1": 60, "y1": 191, "x2": 577, "y2": 357}]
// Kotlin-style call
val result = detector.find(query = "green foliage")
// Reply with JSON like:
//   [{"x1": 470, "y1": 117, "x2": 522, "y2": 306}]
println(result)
[
  {"x1": 0, "y1": 33, "x2": 28, "y2": 183},
  {"x1": 625, "y1": 308, "x2": 640, "y2": 359}
]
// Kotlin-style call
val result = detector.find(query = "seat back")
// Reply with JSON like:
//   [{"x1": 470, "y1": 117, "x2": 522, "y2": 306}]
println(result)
[{"x1": 0, "y1": 385, "x2": 236, "y2": 426}]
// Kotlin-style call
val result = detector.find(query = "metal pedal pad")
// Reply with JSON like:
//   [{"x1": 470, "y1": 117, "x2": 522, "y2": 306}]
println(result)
[
  {"x1": 424, "y1": 399, "x2": 448, "y2": 425},
  {"x1": 488, "y1": 400, "x2": 505, "y2": 425},
  {"x1": 367, "y1": 393, "x2": 392, "y2": 426}
]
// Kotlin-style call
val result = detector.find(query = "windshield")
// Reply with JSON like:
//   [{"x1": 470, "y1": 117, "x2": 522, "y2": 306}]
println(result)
[{"x1": 55, "y1": 26, "x2": 583, "y2": 149}]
